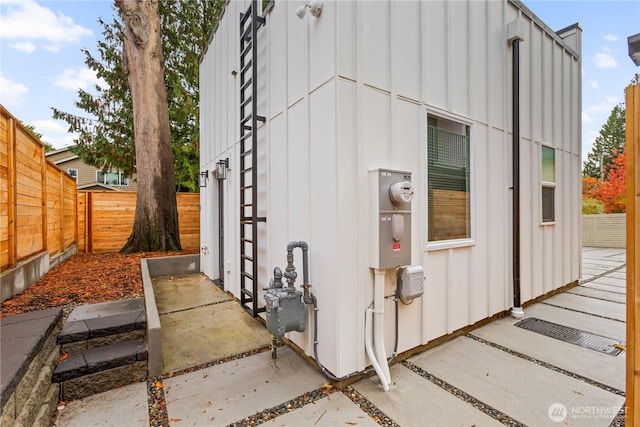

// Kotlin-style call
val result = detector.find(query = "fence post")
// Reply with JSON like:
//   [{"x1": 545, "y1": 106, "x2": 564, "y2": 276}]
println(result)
[
  {"x1": 626, "y1": 83, "x2": 639, "y2": 426},
  {"x1": 7, "y1": 116, "x2": 16, "y2": 268}
]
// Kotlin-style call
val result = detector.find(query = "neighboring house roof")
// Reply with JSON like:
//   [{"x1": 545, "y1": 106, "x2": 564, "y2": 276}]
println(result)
[
  {"x1": 76, "y1": 182, "x2": 122, "y2": 191},
  {"x1": 45, "y1": 145, "x2": 137, "y2": 191}
]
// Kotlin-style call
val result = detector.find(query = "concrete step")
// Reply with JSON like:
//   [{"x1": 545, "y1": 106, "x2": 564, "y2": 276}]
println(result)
[{"x1": 57, "y1": 298, "x2": 146, "y2": 353}]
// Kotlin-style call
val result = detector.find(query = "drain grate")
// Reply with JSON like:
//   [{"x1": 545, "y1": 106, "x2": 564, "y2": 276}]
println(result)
[{"x1": 514, "y1": 317, "x2": 623, "y2": 356}]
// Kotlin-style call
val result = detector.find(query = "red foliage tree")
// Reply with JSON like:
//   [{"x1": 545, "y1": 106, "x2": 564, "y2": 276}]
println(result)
[{"x1": 594, "y1": 150, "x2": 626, "y2": 213}]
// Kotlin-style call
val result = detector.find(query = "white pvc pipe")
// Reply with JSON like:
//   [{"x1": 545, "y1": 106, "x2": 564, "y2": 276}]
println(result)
[
  {"x1": 364, "y1": 307, "x2": 389, "y2": 391},
  {"x1": 373, "y1": 268, "x2": 391, "y2": 388}
]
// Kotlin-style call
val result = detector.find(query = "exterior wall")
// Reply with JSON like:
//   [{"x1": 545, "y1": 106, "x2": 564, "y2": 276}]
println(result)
[{"x1": 200, "y1": 0, "x2": 582, "y2": 377}]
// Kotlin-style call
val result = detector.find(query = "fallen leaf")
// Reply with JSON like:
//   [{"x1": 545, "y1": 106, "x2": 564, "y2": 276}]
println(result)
[
  {"x1": 322, "y1": 383, "x2": 333, "y2": 389},
  {"x1": 170, "y1": 418, "x2": 182, "y2": 422},
  {"x1": 59, "y1": 352, "x2": 70, "y2": 361},
  {"x1": 155, "y1": 381, "x2": 163, "y2": 389},
  {"x1": 345, "y1": 422, "x2": 358, "y2": 425}
]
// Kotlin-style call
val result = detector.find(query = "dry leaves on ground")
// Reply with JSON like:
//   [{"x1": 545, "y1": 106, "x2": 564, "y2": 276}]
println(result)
[{"x1": 0, "y1": 251, "x2": 196, "y2": 320}]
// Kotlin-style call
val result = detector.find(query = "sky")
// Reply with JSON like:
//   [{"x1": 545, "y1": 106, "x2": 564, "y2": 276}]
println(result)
[{"x1": 0, "y1": 0, "x2": 639, "y2": 161}]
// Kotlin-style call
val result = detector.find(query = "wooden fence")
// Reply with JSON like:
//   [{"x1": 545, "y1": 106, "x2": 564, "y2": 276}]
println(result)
[
  {"x1": 76, "y1": 191, "x2": 200, "y2": 253},
  {"x1": 1, "y1": 105, "x2": 78, "y2": 272}
]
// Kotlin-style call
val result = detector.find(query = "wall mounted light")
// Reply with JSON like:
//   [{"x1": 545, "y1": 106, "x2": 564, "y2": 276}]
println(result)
[
  {"x1": 199, "y1": 170, "x2": 209, "y2": 188},
  {"x1": 215, "y1": 158, "x2": 229, "y2": 180},
  {"x1": 629, "y1": 33, "x2": 640, "y2": 67},
  {"x1": 295, "y1": 0, "x2": 323, "y2": 19}
]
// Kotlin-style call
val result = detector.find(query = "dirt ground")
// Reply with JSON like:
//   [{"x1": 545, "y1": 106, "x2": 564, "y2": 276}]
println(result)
[{"x1": 0, "y1": 251, "x2": 197, "y2": 320}]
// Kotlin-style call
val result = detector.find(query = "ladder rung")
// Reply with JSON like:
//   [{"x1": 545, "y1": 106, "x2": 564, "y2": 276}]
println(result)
[
  {"x1": 241, "y1": 184, "x2": 253, "y2": 190},
  {"x1": 240, "y1": 132, "x2": 252, "y2": 141},
  {"x1": 241, "y1": 115, "x2": 252, "y2": 125},
  {"x1": 241, "y1": 60, "x2": 252, "y2": 75},
  {"x1": 241, "y1": 237, "x2": 254, "y2": 243},
  {"x1": 240, "y1": 6, "x2": 251, "y2": 28},
  {"x1": 256, "y1": 115, "x2": 266, "y2": 122},
  {"x1": 240, "y1": 203, "x2": 253, "y2": 207},
  {"x1": 241, "y1": 254, "x2": 253, "y2": 262},
  {"x1": 241, "y1": 96, "x2": 253, "y2": 108},
  {"x1": 242, "y1": 124, "x2": 252, "y2": 132},
  {"x1": 241, "y1": 43, "x2": 252, "y2": 59},
  {"x1": 241, "y1": 166, "x2": 253, "y2": 173},
  {"x1": 241, "y1": 148, "x2": 253, "y2": 157},
  {"x1": 241, "y1": 79, "x2": 253, "y2": 93},
  {"x1": 241, "y1": 25, "x2": 252, "y2": 43},
  {"x1": 241, "y1": 272, "x2": 254, "y2": 282}
]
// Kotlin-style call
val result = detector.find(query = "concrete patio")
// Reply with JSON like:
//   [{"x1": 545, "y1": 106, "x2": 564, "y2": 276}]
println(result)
[{"x1": 54, "y1": 247, "x2": 627, "y2": 426}]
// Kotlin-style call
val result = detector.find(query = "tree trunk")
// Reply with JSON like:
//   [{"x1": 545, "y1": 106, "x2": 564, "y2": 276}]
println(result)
[{"x1": 116, "y1": 0, "x2": 181, "y2": 253}]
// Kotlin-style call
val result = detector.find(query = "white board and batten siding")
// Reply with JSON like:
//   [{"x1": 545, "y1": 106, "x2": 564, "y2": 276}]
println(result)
[{"x1": 200, "y1": 0, "x2": 582, "y2": 378}]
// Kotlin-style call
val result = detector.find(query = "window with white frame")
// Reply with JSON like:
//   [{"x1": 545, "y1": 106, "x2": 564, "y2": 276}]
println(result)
[
  {"x1": 541, "y1": 145, "x2": 555, "y2": 223},
  {"x1": 97, "y1": 171, "x2": 129, "y2": 186},
  {"x1": 67, "y1": 169, "x2": 78, "y2": 180},
  {"x1": 427, "y1": 115, "x2": 471, "y2": 242}
]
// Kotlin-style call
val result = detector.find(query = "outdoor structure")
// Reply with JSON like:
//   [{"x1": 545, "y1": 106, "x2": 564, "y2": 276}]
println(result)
[
  {"x1": 199, "y1": 0, "x2": 582, "y2": 381},
  {"x1": 46, "y1": 146, "x2": 137, "y2": 191}
]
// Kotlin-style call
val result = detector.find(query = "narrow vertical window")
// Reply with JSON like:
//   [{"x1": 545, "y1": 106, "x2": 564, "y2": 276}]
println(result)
[
  {"x1": 427, "y1": 115, "x2": 471, "y2": 242},
  {"x1": 541, "y1": 145, "x2": 555, "y2": 223}
]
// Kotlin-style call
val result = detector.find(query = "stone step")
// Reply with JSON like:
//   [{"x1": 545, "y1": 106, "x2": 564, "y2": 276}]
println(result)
[
  {"x1": 14, "y1": 347, "x2": 59, "y2": 427},
  {"x1": 53, "y1": 339, "x2": 148, "y2": 401},
  {"x1": 53, "y1": 339, "x2": 148, "y2": 382},
  {"x1": 58, "y1": 298, "x2": 146, "y2": 353},
  {"x1": 0, "y1": 308, "x2": 62, "y2": 427}
]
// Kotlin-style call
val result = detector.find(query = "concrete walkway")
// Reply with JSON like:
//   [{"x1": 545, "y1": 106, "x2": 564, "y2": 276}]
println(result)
[{"x1": 54, "y1": 247, "x2": 627, "y2": 426}]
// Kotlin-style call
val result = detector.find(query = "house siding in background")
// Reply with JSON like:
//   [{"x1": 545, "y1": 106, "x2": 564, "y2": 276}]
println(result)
[{"x1": 46, "y1": 146, "x2": 137, "y2": 191}]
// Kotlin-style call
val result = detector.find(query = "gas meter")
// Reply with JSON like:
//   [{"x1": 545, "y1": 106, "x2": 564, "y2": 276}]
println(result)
[{"x1": 369, "y1": 169, "x2": 414, "y2": 269}]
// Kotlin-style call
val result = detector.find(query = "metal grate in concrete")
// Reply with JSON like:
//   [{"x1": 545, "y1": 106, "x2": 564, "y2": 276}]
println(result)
[{"x1": 514, "y1": 317, "x2": 623, "y2": 356}]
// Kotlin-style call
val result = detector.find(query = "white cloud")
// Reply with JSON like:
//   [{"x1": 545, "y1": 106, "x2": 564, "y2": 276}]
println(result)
[
  {"x1": 11, "y1": 41, "x2": 36, "y2": 52},
  {"x1": 0, "y1": 0, "x2": 92, "y2": 43},
  {"x1": 30, "y1": 119, "x2": 77, "y2": 149},
  {"x1": 586, "y1": 95, "x2": 619, "y2": 115},
  {"x1": 603, "y1": 34, "x2": 618, "y2": 42},
  {"x1": 582, "y1": 111, "x2": 592, "y2": 123},
  {"x1": 43, "y1": 44, "x2": 61, "y2": 53},
  {"x1": 593, "y1": 51, "x2": 618, "y2": 68},
  {"x1": 0, "y1": 76, "x2": 28, "y2": 106},
  {"x1": 589, "y1": 79, "x2": 599, "y2": 90},
  {"x1": 54, "y1": 67, "x2": 101, "y2": 91},
  {"x1": 31, "y1": 119, "x2": 67, "y2": 134}
]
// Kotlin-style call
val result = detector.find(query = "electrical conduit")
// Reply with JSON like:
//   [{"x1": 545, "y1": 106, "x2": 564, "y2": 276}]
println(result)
[{"x1": 366, "y1": 268, "x2": 391, "y2": 391}]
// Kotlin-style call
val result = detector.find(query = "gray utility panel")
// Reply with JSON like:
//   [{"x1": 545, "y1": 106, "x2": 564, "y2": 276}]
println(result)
[{"x1": 370, "y1": 169, "x2": 414, "y2": 269}]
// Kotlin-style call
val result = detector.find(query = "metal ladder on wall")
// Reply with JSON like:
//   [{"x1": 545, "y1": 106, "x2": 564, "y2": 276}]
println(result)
[{"x1": 239, "y1": 1, "x2": 266, "y2": 317}]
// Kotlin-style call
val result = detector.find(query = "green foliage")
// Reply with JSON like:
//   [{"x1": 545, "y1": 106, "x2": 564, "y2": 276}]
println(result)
[
  {"x1": 582, "y1": 198, "x2": 605, "y2": 215},
  {"x1": 52, "y1": 1, "x2": 223, "y2": 191},
  {"x1": 582, "y1": 104, "x2": 625, "y2": 179}
]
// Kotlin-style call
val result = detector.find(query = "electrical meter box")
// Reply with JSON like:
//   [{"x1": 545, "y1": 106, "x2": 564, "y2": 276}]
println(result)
[{"x1": 369, "y1": 169, "x2": 414, "y2": 269}]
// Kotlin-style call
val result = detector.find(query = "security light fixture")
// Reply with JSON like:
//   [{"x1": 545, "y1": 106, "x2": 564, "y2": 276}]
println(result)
[
  {"x1": 215, "y1": 158, "x2": 229, "y2": 180},
  {"x1": 295, "y1": 0, "x2": 323, "y2": 19},
  {"x1": 629, "y1": 33, "x2": 640, "y2": 67},
  {"x1": 199, "y1": 170, "x2": 209, "y2": 188}
]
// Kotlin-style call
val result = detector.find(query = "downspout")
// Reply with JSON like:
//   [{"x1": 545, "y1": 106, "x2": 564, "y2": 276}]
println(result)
[{"x1": 511, "y1": 36, "x2": 524, "y2": 319}]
